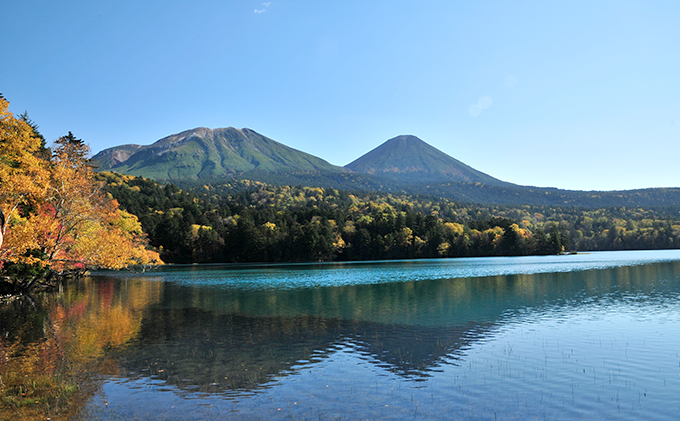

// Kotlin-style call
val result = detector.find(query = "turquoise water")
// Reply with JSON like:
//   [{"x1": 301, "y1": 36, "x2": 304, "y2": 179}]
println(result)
[{"x1": 70, "y1": 250, "x2": 680, "y2": 419}]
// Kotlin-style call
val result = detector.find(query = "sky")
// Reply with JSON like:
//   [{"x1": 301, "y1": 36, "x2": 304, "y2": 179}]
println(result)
[{"x1": 2, "y1": 0, "x2": 679, "y2": 191}]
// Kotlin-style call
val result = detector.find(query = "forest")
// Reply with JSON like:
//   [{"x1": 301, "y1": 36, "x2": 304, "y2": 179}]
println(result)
[
  {"x1": 101, "y1": 173, "x2": 680, "y2": 264},
  {"x1": 3, "y1": 90, "x2": 680, "y2": 282}
]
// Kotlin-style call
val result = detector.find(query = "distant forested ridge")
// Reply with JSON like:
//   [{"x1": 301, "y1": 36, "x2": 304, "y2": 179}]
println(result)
[{"x1": 101, "y1": 172, "x2": 680, "y2": 264}]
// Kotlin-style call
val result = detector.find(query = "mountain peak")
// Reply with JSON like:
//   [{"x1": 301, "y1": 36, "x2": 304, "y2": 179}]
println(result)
[
  {"x1": 386, "y1": 134, "x2": 426, "y2": 143},
  {"x1": 345, "y1": 135, "x2": 508, "y2": 186},
  {"x1": 92, "y1": 127, "x2": 343, "y2": 181}
]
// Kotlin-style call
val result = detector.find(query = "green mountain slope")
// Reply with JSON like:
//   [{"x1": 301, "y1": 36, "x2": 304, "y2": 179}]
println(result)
[
  {"x1": 345, "y1": 135, "x2": 510, "y2": 187},
  {"x1": 93, "y1": 127, "x2": 345, "y2": 181}
]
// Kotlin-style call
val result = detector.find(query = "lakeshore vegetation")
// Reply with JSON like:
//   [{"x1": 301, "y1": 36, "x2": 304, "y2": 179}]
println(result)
[
  {"x1": 0, "y1": 96, "x2": 161, "y2": 294},
  {"x1": 3, "y1": 92, "x2": 680, "y2": 281},
  {"x1": 2, "y1": 93, "x2": 680, "y2": 418}
]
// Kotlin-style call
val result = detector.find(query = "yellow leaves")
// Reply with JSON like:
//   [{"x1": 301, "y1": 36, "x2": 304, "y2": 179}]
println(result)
[
  {"x1": 111, "y1": 209, "x2": 143, "y2": 234},
  {"x1": 190, "y1": 224, "x2": 213, "y2": 238},
  {"x1": 73, "y1": 222, "x2": 128, "y2": 269},
  {"x1": 396, "y1": 227, "x2": 413, "y2": 247},
  {"x1": 73, "y1": 201, "x2": 162, "y2": 269},
  {"x1": 0, "y1": 99, "x2": 52, "y2": 263},
  {"x1": 130, "y1": 245, "x2": 162, "y2": 266},
  {"x1": 443, "y1": 222, "x2": 464, "y2": 237},
  {"x1": 0, "y1": 97, "x2": 162, "y2": 273},
  {"x1": 508, "y1": 223, "x2": 529, "y2": 239},
  {"x1": 332, "y1": 233, "x2": 346, "y2": 250},
  {"x1": 0, "y1": 98, "x2": 50, "y2": 226},
  {"x1": 342, "y1": 220, "x2": 356, "y2": 235},
  {"x1": 72, "y1": 215, "x2": 161, "y2": 269},
  {"x1": 0, "y1": 209, "x2": 49, "y2": 265},
  {"x1": 356, "y1": 215, "x2": 374, "y2": 226}
]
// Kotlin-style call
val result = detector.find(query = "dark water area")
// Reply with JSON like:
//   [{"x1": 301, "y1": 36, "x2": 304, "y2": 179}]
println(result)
[{"x1": 3, "y1": 250, "x2": 680, "y2": 420}]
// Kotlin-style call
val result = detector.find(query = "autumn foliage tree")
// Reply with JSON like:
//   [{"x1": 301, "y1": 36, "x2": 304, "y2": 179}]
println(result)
[
  {"x1": 0, "y1": 97, "x2": 161, "y2": 292},
  {"x1": 0, "y1": 98, "x2": 49, "y2": 262}
]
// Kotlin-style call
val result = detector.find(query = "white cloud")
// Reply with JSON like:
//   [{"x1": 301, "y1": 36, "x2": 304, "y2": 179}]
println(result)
[{"x1": 254, "y1": 2, "x2": 271, "y2": 13}]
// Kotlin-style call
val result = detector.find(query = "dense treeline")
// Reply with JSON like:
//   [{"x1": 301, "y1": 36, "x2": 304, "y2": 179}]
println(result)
[{"x1": 101, "y1": 173, "x2": 680, "y2": 264}]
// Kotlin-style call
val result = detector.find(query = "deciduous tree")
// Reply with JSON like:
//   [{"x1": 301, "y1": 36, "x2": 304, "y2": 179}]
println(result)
[{"x1": 0, "y1": 98, "x2": 161, "y2": 291}]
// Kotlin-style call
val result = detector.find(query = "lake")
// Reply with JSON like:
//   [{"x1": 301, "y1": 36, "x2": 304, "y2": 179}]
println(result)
[{"x1": 3, "y1": 250, "x2": 680, "y2": 420}]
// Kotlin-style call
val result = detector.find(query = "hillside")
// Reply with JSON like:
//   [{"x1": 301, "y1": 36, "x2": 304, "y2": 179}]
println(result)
[
  {"x1": 100, "y1": 172, "x2": 680, "y2": 265},
  {"x1": 345, "y1": 135, "x2": 509, "y2": 187},
  {"x1": 93, "y1": 127, "x2": 345, "y2": 181}
]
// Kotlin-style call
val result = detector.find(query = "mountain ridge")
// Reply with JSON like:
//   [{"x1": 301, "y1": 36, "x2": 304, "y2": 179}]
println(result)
[
  {"x1": 92, "y1": 127, "x2": 680, "y2": 208},
  {"x1": 93, "y1": 127, "x2": 345, "y2": 180}
]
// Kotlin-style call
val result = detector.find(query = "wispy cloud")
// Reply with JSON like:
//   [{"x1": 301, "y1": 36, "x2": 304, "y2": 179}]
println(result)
[{"x1": 254, "y1": 2, "x2": 271, "y2": 13}]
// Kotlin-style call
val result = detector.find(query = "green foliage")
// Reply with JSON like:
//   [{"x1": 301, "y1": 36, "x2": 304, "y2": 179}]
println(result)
[
  {"x1": 18, "y1": 111, "x2": 48, "y2": 156},
  {"x1": 101, "y1": 173, "x2": 680, "y2": 264}
]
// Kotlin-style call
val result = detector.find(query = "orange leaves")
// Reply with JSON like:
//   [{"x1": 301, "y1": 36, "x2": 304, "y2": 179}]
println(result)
[
  {"x1": 44, "y1": 139, "x2": 162, "y2": 270},
  {"x1": 0, "y1": 99, "x2": 51, "y2": 265},
  {"x1": 0, "y1": 97, "x2": 163, "y2": 275},
  {"x1": 0, "y1": 98, "x2": 49, "y2": 229}
]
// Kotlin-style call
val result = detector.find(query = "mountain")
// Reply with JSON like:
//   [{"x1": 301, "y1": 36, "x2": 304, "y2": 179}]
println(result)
[
  {"x1": 345, "y1": 135, "x2": 510, "y2": 187},
  {"x1": 93, "y1": 127, "x2": 344, "y2": 181},
  {"x1": 93, "y1": 128, "x2": 680, "y2": 208},
  {"x1": 93, "y1": 144, "x2": 144, "y2": 169}
]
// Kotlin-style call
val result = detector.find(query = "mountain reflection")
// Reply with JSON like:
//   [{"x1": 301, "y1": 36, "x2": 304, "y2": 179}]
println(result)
[
  {"x1": 116, "y1": 310, "x2": 490, "y2": 394},
  {"x1": 102, "y1": 259, "x2": 680, "y2": 395},
  {"x1": 4, "y1": 256, "x2": 680, "y2": 414}
]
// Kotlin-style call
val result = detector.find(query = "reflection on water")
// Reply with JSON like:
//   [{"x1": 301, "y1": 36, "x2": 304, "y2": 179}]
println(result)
[
  {"x1": 0, "y1": 278, "x2": 162, "y2": 420},
  {"x1": 3, "y1": 250, "x2": 680, "y2": 420}
]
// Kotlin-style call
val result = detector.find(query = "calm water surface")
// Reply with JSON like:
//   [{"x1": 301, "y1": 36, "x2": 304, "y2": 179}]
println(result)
[{"x1": 5, "y1": 250, "x2": 680, "y2": 420}]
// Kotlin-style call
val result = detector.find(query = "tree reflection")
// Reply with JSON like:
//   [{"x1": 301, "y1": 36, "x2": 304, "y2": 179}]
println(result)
[
  {"x1": 4, "y1": 258, "x2": 680, "y2": 418},
  {"x1": 0, "y1": 277, "x2": 161, "y2": 420}
]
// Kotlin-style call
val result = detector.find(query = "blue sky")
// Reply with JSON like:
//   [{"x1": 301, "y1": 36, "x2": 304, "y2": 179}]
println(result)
[{"x1": 2, "y1": 1, "x2": 679, "y2": 191}]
